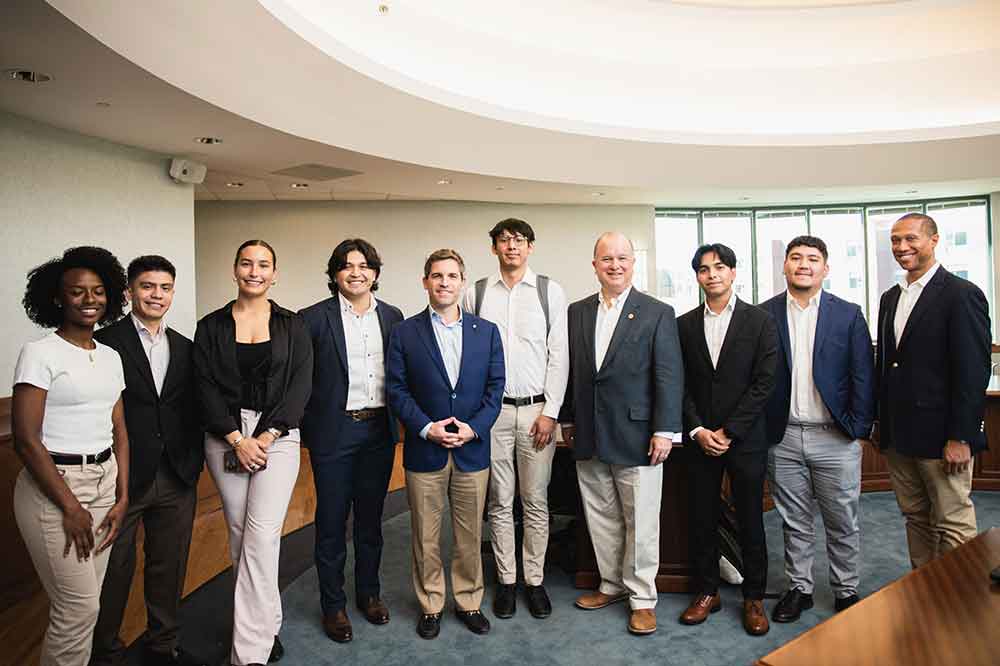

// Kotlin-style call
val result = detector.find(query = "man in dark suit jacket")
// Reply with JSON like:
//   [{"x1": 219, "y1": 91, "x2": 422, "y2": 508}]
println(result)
[
  {"x1": 761, "y1": 236, "x2": 875, "y2": 622},
  {"x1": 91, "y1": 256, "x2": 205, "y2": 666},
  {"x1": 560, "y1": 232, "x2": 683, "y2": 637},
  {"x1": 386, "y1": 249, "x2": 505, "y2": 640},
  {"x1": 299, "y1": 239, "x2": 404, "y2": 644},
  {"x1": 875, "y1": 213, "x2": 990, "y2": 569},
  {"x1": 677, "y1": 243, "x2": 778, "y2": 637}
]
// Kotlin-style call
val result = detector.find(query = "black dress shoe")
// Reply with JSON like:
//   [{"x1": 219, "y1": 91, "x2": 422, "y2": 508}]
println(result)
[
  {"x1": 268, "y1": 635, "x2": 284, "y2": 662},
  {"x1": 455, "y1": 609, "x2": 491, "y2": 635},
  {"x1": 357, "y1": 596, "x2": 391, "y2": 625},
  {"x1": 834, "y1": 594, "x2": 860, "y2": 612},
  {"x1": 771, "y1": 589, "x2": 813, "y2": 623},
  {"x1": 525, "y1": 584, "x2": 552, "y2": 619},
  {"x1": 416, "y1": 612, "x2": 441, "y2": 639},
  {"x1": 144, "y1": 647, "x2": 209, "y2": 666},
  {"x1": 493, "y1": 583, "x2": 516, "y2": 618}
]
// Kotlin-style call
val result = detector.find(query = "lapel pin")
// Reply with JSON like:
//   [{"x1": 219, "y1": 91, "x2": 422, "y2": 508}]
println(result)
[
  {"x1": 627, "y1": 312, "x2": 635, "y2": 320},
  {"x1": 472, "y1": 323, "x2": 477, "y2": 329}
]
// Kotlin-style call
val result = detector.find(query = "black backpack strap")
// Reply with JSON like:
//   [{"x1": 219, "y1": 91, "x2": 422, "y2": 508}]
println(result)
[{"x1": 537, "y1": 274, "x2": 550, "y2": 335}]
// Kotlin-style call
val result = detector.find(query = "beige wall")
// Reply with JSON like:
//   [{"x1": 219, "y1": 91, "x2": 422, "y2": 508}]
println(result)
[
  {"x1": 194, "y1": 201, "x2": 655, "y2": 317},
  {"x1": 1, "y1": 112, "x2": 196, "y2": 385}
]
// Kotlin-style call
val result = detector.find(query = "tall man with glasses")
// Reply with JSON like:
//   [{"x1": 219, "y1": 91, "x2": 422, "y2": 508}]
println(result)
[
  {"x1": 761, "y1": 236, "x2": 875, "y2": 621},
  {"x1": 874, "y1": 213, "x2": 990, "y2": 568},
  {"x1": 463, "y1": 218, "x2": 569, "y2": 620}
]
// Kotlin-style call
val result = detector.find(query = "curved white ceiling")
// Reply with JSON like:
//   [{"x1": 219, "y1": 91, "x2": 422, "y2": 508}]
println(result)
[{"x1": 262, "y1": 0, "x2": 1000, "y2": 144}]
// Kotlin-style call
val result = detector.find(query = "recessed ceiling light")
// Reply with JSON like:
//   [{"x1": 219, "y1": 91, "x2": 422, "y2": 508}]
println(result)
[
  {"x1": 226, "y1": 182, "x2": 245, "y2": 188},
  {"x1": 437, "y1": 178, "x2": 452, "y2": 185},
  {"x1": 905, "y1": 189, "x2": 918, "y2": 194},
  {"x1": 378, "y1": 3, "x2": 389, "y2": 14},
  {"x1": 95, "y1": 101, "x2": 111, "y2": 108},
  {"x1": 194, "y1": 136, "x2": 223, "y2": 145},
  {"x1": 591, "y1": 192, "x2": 605, "y2": 197},
  {"x1": 495, "y1": 186, "x2": 505, "y2": 191},
  {"x1": 290, "y1": 182, "x2": 310, "y2": 189},
  {"x1": 6, "y1": 69, "x2": 51, "y2": 83},
  {"x1": 739, "y1": 196, "x2": 751, "y2": 201}
]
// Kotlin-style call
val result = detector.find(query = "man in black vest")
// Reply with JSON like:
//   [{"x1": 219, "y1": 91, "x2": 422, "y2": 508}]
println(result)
[{"x1": 90, "y1": 256, "x2": 205, "y2": 666}]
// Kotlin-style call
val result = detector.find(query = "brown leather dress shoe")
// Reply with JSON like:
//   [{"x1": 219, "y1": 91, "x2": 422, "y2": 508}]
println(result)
[
  {"x1": 742, "y1": 599, "x2": 770, "y2": 636},
  {"x1": 628, "y1": 609, "x2": 657, "y2": 635},
  {"x1": 357, "y1": 596, "x2": 390, "y2": 625},
  {"x1": 575, "y1": 590, "x2": 629, "y2": 610},
  {"x1": 679, "y1": 593, "x2": 721, "y2": 625},
  {"x1": 323, "y1": 610, "x2": 353, "y2": 643}
]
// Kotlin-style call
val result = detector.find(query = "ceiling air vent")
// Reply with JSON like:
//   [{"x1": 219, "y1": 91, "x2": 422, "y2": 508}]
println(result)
[{"x1": 271, "y1": 163, "x2": 362, "y2": 181}]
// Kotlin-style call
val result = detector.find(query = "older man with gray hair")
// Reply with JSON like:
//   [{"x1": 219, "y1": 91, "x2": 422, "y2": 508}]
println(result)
[{"x1": 560, "y1": 232, "x2": 683, "y2": 636}]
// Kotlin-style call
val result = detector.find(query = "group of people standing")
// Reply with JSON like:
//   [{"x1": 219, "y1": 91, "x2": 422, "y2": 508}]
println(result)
[{"x1": 9, "y1": 211, "x2": 989, "y2": 666}]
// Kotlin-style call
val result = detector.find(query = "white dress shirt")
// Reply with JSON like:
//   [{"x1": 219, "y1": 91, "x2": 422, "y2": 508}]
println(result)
[
  {"x1": 893, "y1": 261, "x2": 941, "y2": 347},
  {"x1": 132, "y1": 313, "x2": 170, "y2": 396},
  {"x1": 339, "y1": 293, "x2": 384, "y2": 410},
  {"x1": 595, "y1": 286, "x2": 677, "y2": 442},
  {"x1": 690, "y1": 292, "x2": 738, "y2": 438},
  {"x1": 462, "y1": 268, "x2": 569, "y2": 419},
  {"x1": 786, "y1": 291, "x2": 833, "y2": 424}
]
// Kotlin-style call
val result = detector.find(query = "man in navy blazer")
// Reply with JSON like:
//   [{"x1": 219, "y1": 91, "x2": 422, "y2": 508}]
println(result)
[
  {"x1": 875, "y1": 213, "x2": 990, "y2": 569},
  {"x1": 761, "y1": 236, "x2": 875, "y2": 623},
  {"x1": 299, "y1": 239, "x2": 404, "y2": 644},
  {"x1": 387, "y1": 248, "x2": 505, "y2": 640}
]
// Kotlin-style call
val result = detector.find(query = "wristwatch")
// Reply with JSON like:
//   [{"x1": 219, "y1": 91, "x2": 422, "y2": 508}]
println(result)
[
  {"x1": 230, "y1": 433, "x2": 244, "y2": 449},
  {"x1": 267, "y1": 427, "x2": 283, "y2": 440}
]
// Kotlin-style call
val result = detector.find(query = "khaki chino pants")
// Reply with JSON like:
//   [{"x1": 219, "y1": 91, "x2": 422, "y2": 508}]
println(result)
[
  {"x1": 885, "y1": 449, "x2": 977, "y2": 569},
  {"x1": 13, "y1": 454, "x2": 118, "y2": 666},
  {"x1": 406, "y1": 453, "x2": 489, "y2": 613},
  {"x1": 487, "y1": 402, "x2": 556, "y2": 586}
]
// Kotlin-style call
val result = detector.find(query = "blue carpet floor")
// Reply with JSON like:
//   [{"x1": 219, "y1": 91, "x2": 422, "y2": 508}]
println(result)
[{"x1": 274, "y1": 491, "x2": 1000, "y2": 666}]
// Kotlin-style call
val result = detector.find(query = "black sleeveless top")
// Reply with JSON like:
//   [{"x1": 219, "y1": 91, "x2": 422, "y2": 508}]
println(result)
[{"x1": 236, "y1": 341, "x2": 271, "y2": 411}]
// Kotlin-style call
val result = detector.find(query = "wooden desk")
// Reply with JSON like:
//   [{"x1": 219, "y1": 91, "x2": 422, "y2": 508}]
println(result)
[{"x1": 756, "y1": 528, "x2": 1000, "y2": 666}]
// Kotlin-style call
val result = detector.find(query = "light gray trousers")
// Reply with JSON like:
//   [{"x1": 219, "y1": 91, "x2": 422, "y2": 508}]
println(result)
[{"x1": 767, "y1": 423, "x2": 862, "y2": 598}]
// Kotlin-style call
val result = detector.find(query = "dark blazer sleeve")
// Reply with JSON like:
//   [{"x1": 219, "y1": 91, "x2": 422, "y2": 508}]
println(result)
[
  {"x1": 652, "y1": 305, "x2": 683, "y2": 434},
  {"x1": 558, "y1": 304, "x2": 576, "y2": 424},
  {"x1": 386, "y1": 325, "x2": 434, "y2": 436},
  {"x1": 722, "y1": 313, "x2": 778, "y2": 440},
  {"x1": 261, "y1": 315, "x2": 314, "y2": 435},
  {"x1": 467, "y1": 322, "x2": 506, "y2": 439},
  {"x1": 947, "y1": 283, "x2": 991, "y2": 443},
  {"x1": 193, "y1": 319, "x2": 240, "y2": 437},
  {"x1": 680, "y1": 319, "x2": 705, "y2": 433},
  {"x1": 846, "y1": 304, "x2": 876, "y2": 440}
]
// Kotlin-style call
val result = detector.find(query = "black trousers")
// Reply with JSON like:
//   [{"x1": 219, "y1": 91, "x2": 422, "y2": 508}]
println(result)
[
  {"x1": 91, "y1": 458, "x2": 197, "y2": 664},
  {"x1": 311, "y1": 417, "x2": 395, "y2": 615},
  {"x1": 689, "y1": 445, "x2": 768, "y2": 600}
]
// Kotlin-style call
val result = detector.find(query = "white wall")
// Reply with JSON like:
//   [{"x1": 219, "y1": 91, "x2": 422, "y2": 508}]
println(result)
[
  {"x1": 0, "y1": 112, "x2": 196, "y2": 386},
  {"x1": 194, "y1": 201, "x2": 654, "y2": 318}
]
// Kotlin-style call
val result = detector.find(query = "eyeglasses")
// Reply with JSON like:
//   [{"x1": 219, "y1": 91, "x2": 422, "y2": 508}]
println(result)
[{"x1": 497, "y1": 235, "x2": 529, "y2": 247}]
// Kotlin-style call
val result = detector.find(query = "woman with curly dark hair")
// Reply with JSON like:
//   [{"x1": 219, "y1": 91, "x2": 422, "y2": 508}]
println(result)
[
  {"x1": 194, "y1": 240, "x2": 312, "y2": 666},
  {"x1": 11, "y1": 246, "x2": 131, "y2": 666}
]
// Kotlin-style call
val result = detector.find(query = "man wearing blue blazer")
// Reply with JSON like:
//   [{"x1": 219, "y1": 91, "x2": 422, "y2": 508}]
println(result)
[
  {"x1": 761, "y1": 236, "x2": 875, "y2": 623},
  {"x1": 387, "y1": 248, "x2": 505, "y2": 640},
  {"x1": 299, "y1": 239, "x2": 404, "y2": 644}
]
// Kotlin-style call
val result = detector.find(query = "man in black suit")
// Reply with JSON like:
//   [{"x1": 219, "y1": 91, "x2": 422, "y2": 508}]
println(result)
[
  {"x1": 561, "y1": 232, "x2": 684, "y2": 636},
  {"x1": 299, "y1": 239, "x2": 404, "y2": 643},
  {"x1": 677, "y1": 243, "x2": 778, "y2": 637},
  {"x1": 874, "y1": 213, "x2": 990, "y2": 569},
  {"x1": 91, "y1": 256, "x2": 205, "y2": 666}
]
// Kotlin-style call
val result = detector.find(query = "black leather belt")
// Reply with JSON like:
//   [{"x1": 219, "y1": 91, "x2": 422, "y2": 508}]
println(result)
[
  {"x1": 502, "y1": 394, "x2": 545, "y2": 407},
  {"x1": 346, "y1": 407, "x2": 386, "y2": 422},
  {"x1": 50, "y1": 448, "x2": 112, "y2": 465}
]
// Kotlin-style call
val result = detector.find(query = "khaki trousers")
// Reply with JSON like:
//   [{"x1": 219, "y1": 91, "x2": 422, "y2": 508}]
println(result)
[
  {"x1": 13, "y1": 454, "x2": 118, "y2": 666},
  {"x1": 487, "y1": 402, "x2": 555, "y2": 585},
  {"x1": 576, "y1": 458, "x2": 663, "y2": 610},
  {"x1": 885, "y1": 449, "x2": 977, "y2": 569},
  {"x1": 406, "y1": 454, "x2": 489, "y2": 613},
  {"x1": 205, "y1": 410, "x2": 301, "y2": 666}
]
